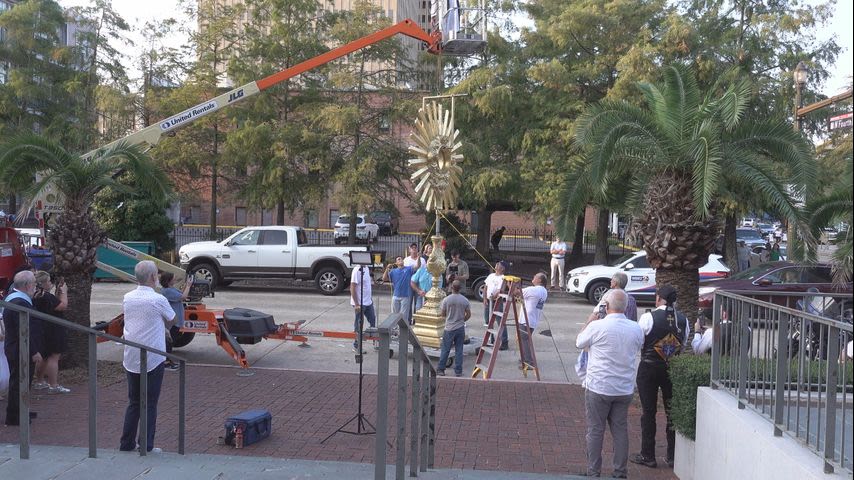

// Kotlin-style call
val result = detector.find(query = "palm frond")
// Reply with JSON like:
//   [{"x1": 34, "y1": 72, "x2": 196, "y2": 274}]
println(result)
[
  {"x1": 689, "y1": 119, "x2": 723, "y2": 219},
  {"x1": 660, "y1": 64, "x2": 701, "y2": 143}
]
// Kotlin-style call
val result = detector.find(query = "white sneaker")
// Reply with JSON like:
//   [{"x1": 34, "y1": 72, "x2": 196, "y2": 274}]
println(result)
[
  {"x1": 33, "y1": 381, "x2": 49, "y2": 390},
  {"x1": 48, "y1": 385, "x2": 71, "y2": 394}
]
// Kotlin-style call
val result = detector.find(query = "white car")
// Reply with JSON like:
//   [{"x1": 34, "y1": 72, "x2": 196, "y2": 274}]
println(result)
[
  {"x1": 566, "y1": 251, "x2": 731, "y2": 304},
  {"x1": 334, "y1": 214, "x2": 379, "y2": 244}
]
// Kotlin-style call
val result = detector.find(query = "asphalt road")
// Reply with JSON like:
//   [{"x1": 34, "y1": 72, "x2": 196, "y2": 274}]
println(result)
[{"x1": 90, "y1": 281, "x2": 596, "y2": 383}]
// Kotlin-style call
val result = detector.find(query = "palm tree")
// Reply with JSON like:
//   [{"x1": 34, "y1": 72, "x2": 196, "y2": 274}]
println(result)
[
  {"x1": 806, "y1": 154, "x2": 852, "y2": 284},
  {"x1": 561, "y1": 65, "x2": 815, "y2": 324},
  {"x1": 0, "y1": 135, "x2": 171, "y2": 368}
]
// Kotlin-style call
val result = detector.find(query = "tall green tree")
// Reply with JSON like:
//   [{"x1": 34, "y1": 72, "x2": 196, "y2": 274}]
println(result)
[
  {"x1": 66, "y1": 0, "x2": 133, "y2": 150},
  {"x1": 0, "y1": 135, "x2": 171, "y2": 368},
  {"x1": 153, "y1": 0, "x2": 243, "y2": 238},
  {"x1": 225, "y1": 0, "x2": 334, "y2": 224},
  {"x1": 318, "y1": 0, "x2": 415, "y2": 243},
  {"x1": 565, "y1": 65, "x2": 815, "y2": 325}
]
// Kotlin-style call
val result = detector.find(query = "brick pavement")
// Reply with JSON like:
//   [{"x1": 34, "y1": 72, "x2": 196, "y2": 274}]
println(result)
[{"x1": 0, "y1": 366, "x2": 676, "y2": 479}]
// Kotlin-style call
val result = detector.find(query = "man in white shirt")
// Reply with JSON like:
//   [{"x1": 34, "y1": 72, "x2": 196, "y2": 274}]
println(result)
[
  {"x1": 576, "y1": 289, "x2": 644, "y2": 478},
  {"x1": 691, "y1": 319, "x2": 713, "y2": 355},
  {"x1": 120, "y1": 260, "x2": 176, "y2": 453},
  {"x1": 518, "y1": 273, "x2": 548, "y2": 368},
  {"x1": 549, "y1": 237, "x2": 568, "y2": 290},
  {"x1": 483, "y1": 261, "x2": 508, "y2": 350},
  {"x1": 403, "y1": 243, "x2": 420, "y2": 268},
  {"x1": 350, "y1": 264, "x2": 375, "y2": 352}
]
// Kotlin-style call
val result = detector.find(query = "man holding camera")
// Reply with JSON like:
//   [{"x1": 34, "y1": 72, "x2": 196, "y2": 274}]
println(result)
[{"x1": 383, "y1": 255, "x2": 419, "y2": 325}]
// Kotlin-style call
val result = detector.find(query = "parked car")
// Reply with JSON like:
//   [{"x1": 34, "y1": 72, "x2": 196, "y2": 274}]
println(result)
[
  {"x1": 566, "y1": 250, "x2": 730, "y2": 305},
  {"x1": 755, "y1": 223, "x2": 775, "y2": 237},
  {"x1": 179, "y1": 225, "x2": 370, "y2": 294},
  {"x1": 697, "y1": 262, "x2": 853, "y2": 321},
  {"x1": 333, "y1": 214, "x2": 379, "y2": 244},
  {"x1": 736, "y1": 228, "x2": 766, "y2": 248},
  {"x1": 371, "y1": 211, "x2": 399, "y2": 236},
  {"x1": 741, "y1": 218, "x2": 756, "y2": 227}
]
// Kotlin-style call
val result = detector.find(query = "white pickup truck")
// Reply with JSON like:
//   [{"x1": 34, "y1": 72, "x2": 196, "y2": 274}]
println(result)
[{"x1": 178, "y1": 226, "x2": 368, "y2": 294}]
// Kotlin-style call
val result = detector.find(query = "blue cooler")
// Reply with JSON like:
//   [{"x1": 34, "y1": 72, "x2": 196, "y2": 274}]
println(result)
[{"x1": 224, "y1": 409, "x2": 272, "y2": 448}]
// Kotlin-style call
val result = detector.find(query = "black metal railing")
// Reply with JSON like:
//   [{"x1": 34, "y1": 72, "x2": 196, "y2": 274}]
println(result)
[
  {"x1": 0, "y1": 300, "x2": 187, "y2": 459},
  {"x1": 170, "y1": 225, "x2": 633, "y2": 260},
  {"x1": 374, "y1": 312, "x2": 437, "y2": 479},
  {"x1": 710, "y1": 290, "x2": 853, "y2": 474}
]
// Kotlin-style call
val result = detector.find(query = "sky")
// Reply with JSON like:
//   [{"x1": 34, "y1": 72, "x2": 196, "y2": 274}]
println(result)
[{"x1": 59, "y1": 0, "x2": 853, "y2": 96}]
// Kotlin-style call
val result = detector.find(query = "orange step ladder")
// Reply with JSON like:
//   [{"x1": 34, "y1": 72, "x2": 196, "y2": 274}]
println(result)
[{"x1": 471, "y1": 275, "x2": 540, "y2": 380}]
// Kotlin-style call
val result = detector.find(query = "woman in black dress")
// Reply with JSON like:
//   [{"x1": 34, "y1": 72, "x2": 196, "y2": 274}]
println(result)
[{"x1": 32, "y1": 271, "x2": 69, "y2": 394}]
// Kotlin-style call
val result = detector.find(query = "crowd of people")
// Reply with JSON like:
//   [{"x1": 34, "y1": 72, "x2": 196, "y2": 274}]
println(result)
[
  {"x1": 2, "y1": 268, "x2": 70, "y2": 427},
  {"x1": 576, "y1": 280, "x2": 703, "y2": 478}
]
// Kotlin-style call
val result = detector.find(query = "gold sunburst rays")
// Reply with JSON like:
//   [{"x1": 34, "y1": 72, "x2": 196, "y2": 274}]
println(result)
[{"x1": 408, "y1": 101, "x2": 464, "y2": 212}]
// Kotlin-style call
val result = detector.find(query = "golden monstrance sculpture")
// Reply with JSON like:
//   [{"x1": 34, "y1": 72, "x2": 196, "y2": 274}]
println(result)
[{"x1": 408, "y1": 98, "x2": 465, "y2": 349}]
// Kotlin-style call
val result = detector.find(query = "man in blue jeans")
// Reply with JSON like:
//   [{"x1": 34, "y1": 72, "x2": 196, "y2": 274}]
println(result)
[
  {"x1": 350, "y1": 264, "x2": 375, "y2": 352},
  {"x1": 120, "y1": 260, "x2": 176, "y2": 453},
  {"x1": 437, "y1": 280, "x2": 470, "y2": 377},
  {"x1": 383, "y1": 255, "x2": 419, "y2": 324}
]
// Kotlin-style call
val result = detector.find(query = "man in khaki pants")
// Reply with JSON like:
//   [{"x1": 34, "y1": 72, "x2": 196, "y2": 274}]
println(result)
[{"x1": 550, "y1": 236, "x2": 567, "y2": 290}]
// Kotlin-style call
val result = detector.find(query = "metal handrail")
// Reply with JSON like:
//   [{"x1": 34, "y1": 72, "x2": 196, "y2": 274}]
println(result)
[
  {"x1": 374, "y1": 313, "x2": 437, "y2": 479},
  {"x1": 0, "y1": 299, "x2": 187, "y2": 460},
  {"x1": 709, "y1": 290, "x2": 853, "y2": 474}
]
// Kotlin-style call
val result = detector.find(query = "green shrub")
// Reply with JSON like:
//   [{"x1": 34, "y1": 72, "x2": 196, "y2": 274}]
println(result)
[{"x1": 669, "y1": 355, "x2": 711, "y2": 441}]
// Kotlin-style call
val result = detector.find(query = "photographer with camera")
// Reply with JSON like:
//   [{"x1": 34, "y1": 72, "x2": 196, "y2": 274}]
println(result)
[
  {"x1": 160, "y1": 272, "x2": 194, "y2": 371},
  {"x1": 382, "y1": 255, "x2": 419, "y2": 325},
  {"x1": 32, "y1": 271, "x2": 69, "y2": 394}
]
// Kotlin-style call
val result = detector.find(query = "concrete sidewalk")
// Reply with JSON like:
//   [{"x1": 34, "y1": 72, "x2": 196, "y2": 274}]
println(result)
[{"x1": 0, "y1": 444, "x2": 586, "y2": 480}]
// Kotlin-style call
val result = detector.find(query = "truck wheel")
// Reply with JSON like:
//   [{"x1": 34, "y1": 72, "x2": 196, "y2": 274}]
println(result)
[
  {"x1": 586, "y1": 280, "x2": 609, "y2": 305},
  {"x1": 190, "y1": 263, "x2": 220, "y2": 290},
  {"x1": 472, "y1": 279, "x2": 486, "y2": 302},
  {"x1": 316, "y1": 267, "x2": 344, "y2": 295},
  {"x1": 170, "y1": 331, "x2": 196, "y2": 348}
]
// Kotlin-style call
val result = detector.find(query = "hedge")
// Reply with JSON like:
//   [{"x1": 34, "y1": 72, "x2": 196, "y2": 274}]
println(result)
[{"x1": 669, "y1": 355, "x2": 712, "y2": 441}]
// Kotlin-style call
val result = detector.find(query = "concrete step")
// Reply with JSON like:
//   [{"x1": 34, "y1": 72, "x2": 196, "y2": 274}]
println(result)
[{"x1": 0, "y1": 444, "x2": 588, "y2": 480}]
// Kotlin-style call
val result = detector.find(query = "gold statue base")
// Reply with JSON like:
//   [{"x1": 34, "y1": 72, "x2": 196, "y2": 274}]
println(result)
[{"x1": 413, "y1": 235, "x2": 447, "y2": 349}]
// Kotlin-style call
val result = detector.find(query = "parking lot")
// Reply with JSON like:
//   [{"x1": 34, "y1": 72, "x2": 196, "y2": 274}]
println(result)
[{"x1": 90, "y1": 281, "x2": 600, "y2": 383}]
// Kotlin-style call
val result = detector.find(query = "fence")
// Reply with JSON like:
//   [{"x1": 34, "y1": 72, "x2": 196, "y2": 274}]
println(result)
[
  {"x1": 0, "y1": 300, "x2": 187, "y2": 459},
  {"x1": 374, "y1": 312, "x2": 437, "y2": 479},
  {"x1": 170, "y1": 225, "x2": 633, "y2": 260},
  {"x1": 709, "y1": 290, "x2": 853, "y2": 474}
]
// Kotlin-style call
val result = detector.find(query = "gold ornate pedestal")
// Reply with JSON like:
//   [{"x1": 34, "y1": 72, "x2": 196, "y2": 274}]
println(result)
[{"x1": 412, "y1": 235, "x2": 447, "y2": 349}]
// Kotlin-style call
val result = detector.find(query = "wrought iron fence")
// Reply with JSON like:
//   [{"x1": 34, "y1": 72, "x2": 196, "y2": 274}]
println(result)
[
  {"x1": 0, "y1": 300, "x2": 187, "y2": 459},
  {"x1": 170, "y1": 225, "x2": 632, "y2": 260},
  {"x1": 374, "y1": 312, "x2": 437, "y2": 479},
  {"x1": 709, "y1": 290, "x2": 853, "y2": 474}
]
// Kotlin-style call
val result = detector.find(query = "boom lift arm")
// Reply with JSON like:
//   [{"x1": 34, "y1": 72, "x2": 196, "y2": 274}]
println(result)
[{"x1": 82, "y1": 19, "x2": 434, "y2": 159}]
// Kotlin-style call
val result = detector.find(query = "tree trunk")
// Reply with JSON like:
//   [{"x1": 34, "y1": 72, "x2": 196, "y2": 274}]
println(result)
[
  {"x1": 656, "y1": 267, "x2": 699, "y2": 350},
  {"x1": 594, "y1": 208, "x2": 610, "y2": 264},
  {"x1": 475, "y1": 207, "x2": 492, "y2": 254},
  {"x1": 276, "y1": 199, "x2": 285, "y2": 225},
  {"x1": 209, "y1": 125, "x2": 219, "y2": 240},
  {"x1": 348, "y1": 208, "x2": 358, "y2": 244},
  {"x1": 724, "y1": 214, "x2": 738, "y2": 271},
  {"x1": 569, "y1": 213, "x2": 585, "y2": 265},
  {"x1": 62, "y1": 271, "x2": 95, "y2": 369}
]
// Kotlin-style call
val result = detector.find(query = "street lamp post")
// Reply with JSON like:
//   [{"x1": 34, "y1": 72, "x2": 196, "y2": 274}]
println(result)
[{"x1": 793, "y1": 61, "x2": 809, "y2": 132}]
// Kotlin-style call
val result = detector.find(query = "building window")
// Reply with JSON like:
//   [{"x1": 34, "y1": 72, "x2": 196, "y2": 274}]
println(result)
[
  {"x1": 329, "y1": 209, "x2": 339, "y2": 228},
  {"x1": 262, "y1": 208, "x2": 274, "y2": 225},
  {"x1": 378, "y1": 112, "x2": 391, "y2": 133},
  {"x1": 190, "y1": 206, "x2": 201, "y2": 224},
  {"x1": 235, "y1": 207, "x2": 247, "y2": 226},
  {"x1": 305, "y1": 210, "x2": 319, "y2": 228}
]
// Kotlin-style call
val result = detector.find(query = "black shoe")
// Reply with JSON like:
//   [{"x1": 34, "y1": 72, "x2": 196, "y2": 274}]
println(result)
[
  {"x1": 499, "y1": 345, "x2": 509, "y2": 351},
  {"x1": 612, "y1": 473, "x2": 628, "y2": 479},
  {"x1": 630, "y1": 453, "x2": 657, "y2": 468},
  {"x1": 437, "y1": 370, "x2": 445, "y2": 376},
  {"x1": 165, "y1": 362, "x2": 180, "y2": 371}
]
